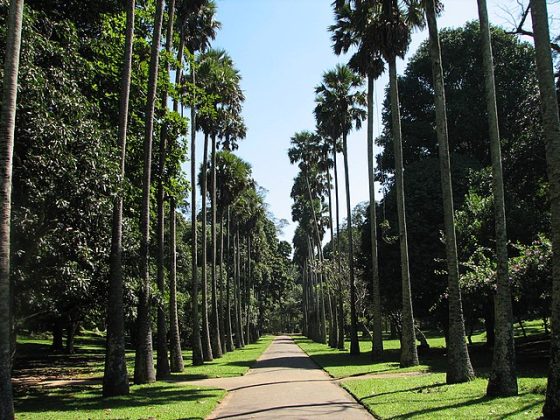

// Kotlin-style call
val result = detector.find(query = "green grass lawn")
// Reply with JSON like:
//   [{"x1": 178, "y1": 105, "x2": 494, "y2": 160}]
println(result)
[
  {"x1": 14, "y1": 334, "x2": 273, "y2": 419},
  {"x1": 296, "y1": 320, "x2": 549, "y2": 418},
  {"x1": 15, "y1": 382, "x2": 225, "y2": 420},
  {"x1": 343, "y1": 373, "x2": 545, "y2": 419}
]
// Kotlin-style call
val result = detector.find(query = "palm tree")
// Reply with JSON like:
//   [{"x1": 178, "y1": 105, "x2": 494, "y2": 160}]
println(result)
[
  {"x1": 178, "y1": 0, "x2": 220, "y2": 366},
  {"x1": 103, "y1": 0, "x2": 135, "y2": 397},
  {"x1": 134, "y1": 0, "x2": 165, "y2": 385},
  {"x1": 367, "y1": 0, "x2": 423, "y2": 367},
  {"x1": 425, "y1": 0, "x2": 474, "y2": 383},
  {"x1": 330, "y1": 0, "x2": 386, "y2": 359},
  {"x1": 530, "y1": 0, "x2": 560, "y2": 416},
  {"x1": 197, "y1": 49, "x2": 243, "y2": 360},
  {"x1": 289, "y1": 131, "x2": 329, "y2": 344},
  {"x1": 475, "y1": 0, "x2": 517, "y2": 395},
  {"x1": 0, "y1": 0, "x2": 24, "y2": 416},
  {"x1": 315, "y1": 65, "x2": 366, "y2": 355},
  {"x1": 155, "y1": 0, "x2": 177, "y2": 380},
  {"x1": 214, "y1": 151, "x2": 251, "y2": 351}
]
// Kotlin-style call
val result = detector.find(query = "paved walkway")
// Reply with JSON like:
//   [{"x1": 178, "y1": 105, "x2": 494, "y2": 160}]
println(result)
[{"x1": 188, "y1": 335, "x2": 372, "y2": 419}]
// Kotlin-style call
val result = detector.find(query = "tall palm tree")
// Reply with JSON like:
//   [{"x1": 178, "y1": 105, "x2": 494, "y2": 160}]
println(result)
[
  {"x1": 155, "y1": 0, "x2": 176, "y2": 380},
  {"x1": 178, "y1": 0, "x2": 220, "y2": 366},
  {"x1": 289, "y1": 131, "x2": 329, "y2": 344},
  {"x1": 368, "y1": 0, "x2": 423, "y2": 367},
  {"x1": 103, "y1": 0, "x2": 135, "y2": 397},
  {"x1": 476, "y1": 0, "x2": 517, "y2": 395},
  {"x1": 134, "y1": 0, "x2": 165, "y2": 385},
  {"x1": 0, "y1": 0, "x2": 24, "y2": 417},
  {"x1": 530, "y1": 0, "x2": 560, "y2": 416},
  {"x1": 425, "y1": 0, "x2": 474, "y2": 383},
  {"x1": 330, "y1": 0, "x2": 386, "y2": 359},
  {"x1": 197, "y1": 49, "x2": 243, "y2": 359},
  {"x1": 315, "y1": 65, "x2": 366, "y2": 355}
]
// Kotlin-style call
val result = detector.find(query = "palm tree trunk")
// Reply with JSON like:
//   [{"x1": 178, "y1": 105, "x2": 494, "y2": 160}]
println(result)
[
  {"x1": 103, "y1": 0, "x2": 134, "y2": 398},
  {"x1": 342, "y1": 132, "x2": 360, "y2": 355},
  {"x1": 168, "y1": 25, "x2": 184, "y2": 375},
  {"x1": 155, "y1": 0, "x2": 176, "y2": 380},
  {"x1": 210, "y1": 134, "x2": 222, "y2": 357},
  {"x1": 305, "y1": 175, "x2": 327, "y2": 344},
  {"x1": 201, "y1": 133, "x2": 213, "y2": 361},
  {"x1": 426, "y1": 0, "x2": 474, "y2": 383},
  {"x1": 225, "y1": 207, "x2": 234, "y2": 351},
  {"x1": 219, "y1": 209, "x2": 227, "y2": 354},
  {"x1": 134, "y1": 0, "x2": 165, "y2": 385},
  {"x1": 237, "y1": 232, "x2": 245, "y2": 347},
  {"x1": 190, "y1": 64, "x2": 204, "y2": 366},
  {"x1": 326, "y1": 160, "x2": 338, "y2": 349},
  {"x1": 367, "y1": 73, "x2": 384, "y2": 360},
  {"x1": 168, "y1": 198, "x2": 184, "y2": 372},
  {"x1": 0, "y1": 1, "x2": 24, "y2": 416},
  {"x1": 475, "y1": 0, "x2": 517, "y2": 395},
  {"x1": 245, "y1": 237, "x2": 251, "y2": 344},
  {"x1": 389, "y1": 56, "x2": 419, "y2": 368},
  {"x1": 530, "y1": 1, "x2": 560, "y2": 416},
  {"x1": 332, "y1": 143, "x2": 345, "y2": 350}
]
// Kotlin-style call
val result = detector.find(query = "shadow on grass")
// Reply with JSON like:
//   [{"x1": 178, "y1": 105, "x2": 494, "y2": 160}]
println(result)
[{"x1": 15, "y1": 383, "x2": 218, "y2": 416}]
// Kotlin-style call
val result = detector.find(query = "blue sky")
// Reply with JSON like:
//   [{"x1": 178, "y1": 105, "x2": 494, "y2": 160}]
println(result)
[{"x1": 192, "y1": 0, "x2": 553, "y2": 244}]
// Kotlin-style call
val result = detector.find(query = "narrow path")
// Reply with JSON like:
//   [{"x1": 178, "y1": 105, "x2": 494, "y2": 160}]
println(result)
[{"x1": 192, "y1": 335, "x2": 372, "y2": 419}]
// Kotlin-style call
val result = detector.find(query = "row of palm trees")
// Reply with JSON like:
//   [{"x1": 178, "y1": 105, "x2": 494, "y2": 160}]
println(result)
[
  {"x1": 0, "y1": 0, "x2": 267, "y2": 417},
  {"x1": 291, "y1": 0, "x2": 560, "y2": 416}
]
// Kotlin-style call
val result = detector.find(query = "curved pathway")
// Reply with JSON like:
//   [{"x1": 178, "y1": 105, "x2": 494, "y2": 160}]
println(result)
[{"x1": 188, "y1": 335, "x2": 372, "y2": 419}]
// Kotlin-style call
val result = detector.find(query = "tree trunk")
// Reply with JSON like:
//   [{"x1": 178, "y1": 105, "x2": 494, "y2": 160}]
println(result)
[
  {"x1": 103, "y1": 0, "x2": 134, "y2": 397},
  {"x1": 302, "y1": 263, "x2": 309, "y2": 337},
  {"x1": 476, "y1": 0, "x2": 517, "y2": 395},
  {"x1": 169, "y1": 198, "x2": 184, "y2": 372},
  {"x1": 245, "y1": 238, "x2": 251, "y2": 344},
  {"x1": 326, "y1": 160, "x2": 338, "y2": 349},
  {"x1": 367, "y1": 73, "x2": 384, "y2": 360},
  {"x1": 52, "y1": 319, "x2": 64, "y2": 351},
  {"x1": 0, "y1": 0, "x2": 24, "y2": 417},
  {"x1": 342, "y1": 132, "x2": 360, "y2": 355},
  {"x1": 225, "y1": 207, "x2": 234, "y2": 352},
  {"x1": 332, "y1": 144, "x2": 345, "y2": 350},
  {"x1": 201, "y1": 133, "x2": 213, "y2": 362},
  {"x1": 219, "y1": 210, "x2": 227, "y2": 354},
  {"x1": 389, "y1": 56, "x2": 419, "y2": 368},
  {"x1": 155, "y1": 0, "x2": 176, "y2": 380},
  {"x1": 66, "y1": 318, "x2": 77, "y2": 354},
  {"x1": 134, "y1": 0, "x2": 165, "y2": 386},
  {"x1": 210, "y1": 135, "x2": 222, "y2": 357},
  {"x1": 190, "y1": 65, "x2": 203, "y2": 366},
  {"x1": 237, "y1": 232, "x2": 245, "y2": 348},
  {"x1": 426, "y1": 0, "x2": 475, "y2": 384},
  {"x1": 531, "y1": 1, "x2": 560, "y2": 416}
]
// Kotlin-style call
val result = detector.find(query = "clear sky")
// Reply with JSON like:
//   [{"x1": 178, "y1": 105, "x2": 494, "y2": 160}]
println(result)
[{"x1": 193, "y1": 0, "x2": 555, "y2": 245}]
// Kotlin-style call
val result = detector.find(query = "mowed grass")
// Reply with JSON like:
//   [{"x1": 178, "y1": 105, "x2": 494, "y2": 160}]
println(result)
[
  {"x1": 15, "y1": 382, "x2": 225, "y2": 420},
  {"x1": 296, "y1": 320, "x2": 548, "y2": 419},
  {"x1": 14, "y1": 334, "x2": 273, "y2": 419},
  {"x1": 343, "y1": 373, "x2": 545, "y2": 419}
]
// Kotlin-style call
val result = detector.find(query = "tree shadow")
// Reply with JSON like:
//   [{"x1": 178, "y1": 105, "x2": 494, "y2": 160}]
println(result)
[{"x1": 15, "y1": 383, "x2": 221, "y2": 415}]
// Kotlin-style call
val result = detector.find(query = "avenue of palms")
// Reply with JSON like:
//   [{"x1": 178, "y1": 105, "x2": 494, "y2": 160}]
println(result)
[{"x1": 1, "y1": 0, "x2": 560, "y2": 419}]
